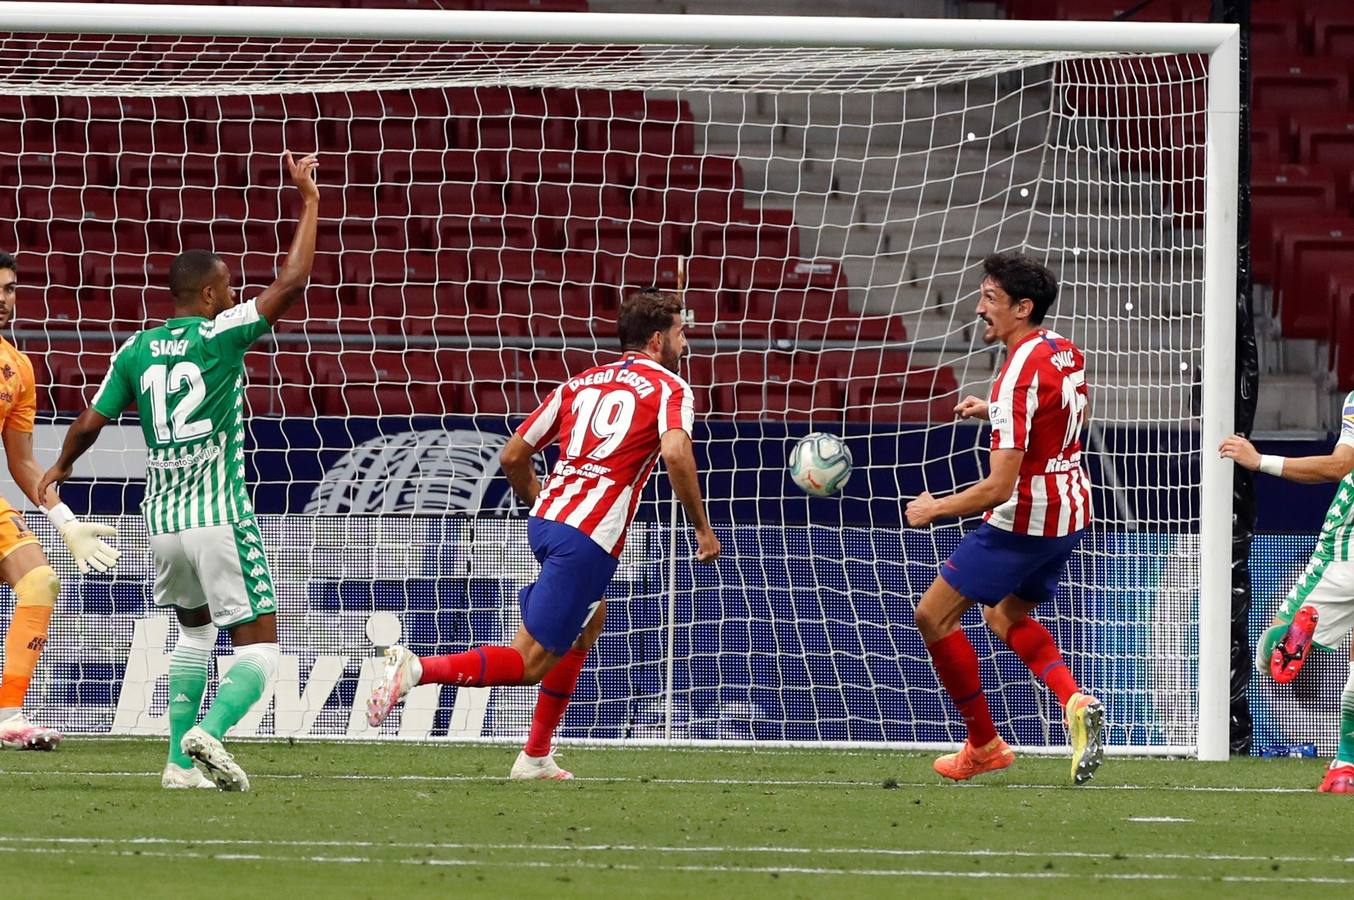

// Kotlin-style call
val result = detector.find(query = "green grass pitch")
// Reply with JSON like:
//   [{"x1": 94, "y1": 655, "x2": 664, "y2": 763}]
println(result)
[{"x1": 3, "y1": 739, "x2": 1353, "y2": 898}]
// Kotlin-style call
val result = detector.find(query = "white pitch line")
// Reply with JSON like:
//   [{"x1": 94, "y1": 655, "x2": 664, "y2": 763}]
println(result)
[
  {"x1": 0, "y1": 768, "x2": 1320, "y2": 794},
  {"x1": 0, "y1": 842, "x2": 1351, "y2": 884},
  {"x1": 0, "y1": 835, "x2": 1348, "y2": 867}
]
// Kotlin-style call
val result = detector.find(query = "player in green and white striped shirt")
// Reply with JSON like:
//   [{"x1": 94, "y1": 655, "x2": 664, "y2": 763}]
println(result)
[
  {"x1": 1220, "y1": 393, "x2": 1354, "y2": 794},
  {"x1": 39, "y1": 151, "x2": 319, "y2": 791}
]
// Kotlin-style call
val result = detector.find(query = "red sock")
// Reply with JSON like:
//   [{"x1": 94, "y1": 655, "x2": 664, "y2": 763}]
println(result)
[
  {"x1": 524, "y1": 647, "x2": 588, "y2": 757},
  {"x1": 1004, "y1": 618, "x2": 1079, "y2": 706},
  {"x1": 927, "y1": 629, "x2": 998, "y2": 747},
  {"x1": 418, "y1": 646, "x2": 525, "y2": 686}
]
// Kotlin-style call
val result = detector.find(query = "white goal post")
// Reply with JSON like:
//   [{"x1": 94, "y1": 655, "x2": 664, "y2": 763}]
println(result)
[{"x1": 1, "y1": 3, "x2": 1237, "y2": 760}]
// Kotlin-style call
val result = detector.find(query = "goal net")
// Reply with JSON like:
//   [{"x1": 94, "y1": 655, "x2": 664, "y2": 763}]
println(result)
[{"x1": 4, "y1": 7, "x2": 1236, "y2": 756}]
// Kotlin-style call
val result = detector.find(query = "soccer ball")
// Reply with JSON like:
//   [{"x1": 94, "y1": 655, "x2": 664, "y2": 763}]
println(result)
[{"x1": 789, "y1": 432, "x2": 853, "y2": 497}]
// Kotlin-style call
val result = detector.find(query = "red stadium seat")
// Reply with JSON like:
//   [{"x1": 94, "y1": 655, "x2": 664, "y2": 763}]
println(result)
[
  {"x1": 478, "y1": 0, "x2": 589, "y2": 10},
  {"x1": 1056, "y1": 0, "x2": 1180, "y2": 20},
  {"x1": 774, "y1": 313, "x2": 909, "y2": 345},
  {"x1": 1252, "y1": 58, "x2": 1351, "y2": 119},
  {"x1": 1325, "y1": 268, "x2": 1354, "y2": 390},
  {"x1": 844, "y1": 367, "x2": 959, "y2": 424},
  {"x1": 1272, "y1": 216, "x2": 1354, "y2": 338},
  {"x1": 740, "y1": 262, "x2": 848, "y2": 334},
  {"x1": 699, "y1": 350, "x2": 802, "y2": 419},
  {"x1": 695, "y1": 208, "x2": 799, "y2": 282},
  {"x1": 311, "y1": 350, "x2": 461, "y2": 417},
  {"x1": 575, "y1": 91, "x2": 693, "y2": 157},
  {"x1": 46, "y1": 343, "x2": 116, "y2": 414},
  {"x1": 1310, "y1": 0, "x2": 1354, "y2": 55},
  {"x1": 1251, "y1": 110, "x2": 1290, "y2": 164},
  {"x1": 506, "y1": 148, "x2": 629, "y2": 187},
  {"x1": 1294, "y1": 113, "x2": 1354, "y2": 197},
  {"x1": 565, "y1": 216, "x2": 671, "y2": 258},
  {"x1": 1251, "y1": 3, "x2": 1306, "y2": 56},
  {"x1": 1251, "y1": 163, "x2": 1342, "y2": 285}
]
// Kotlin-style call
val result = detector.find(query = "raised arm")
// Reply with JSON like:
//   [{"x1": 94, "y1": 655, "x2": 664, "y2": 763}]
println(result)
[
  {"x1": 1220, "y1": 435, "x2": 1354, "y2": 485},
  {"x1": 254, "y1": 150, "x2": 320, "y2": 326},
  {"x1": 660, "y1": 428, "x2": 720, "y2": 562}
]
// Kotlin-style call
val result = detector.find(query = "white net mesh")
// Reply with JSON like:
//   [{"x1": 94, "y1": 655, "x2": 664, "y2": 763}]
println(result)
[{"x1": 5, "y1": 26, "x2": 1211, "y2": 750}]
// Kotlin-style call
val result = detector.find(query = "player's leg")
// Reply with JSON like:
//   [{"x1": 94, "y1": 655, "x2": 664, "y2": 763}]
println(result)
[
  {"x1": 1322, "y1": 642, "x2": 1354, "y2": 794},
  {"x1": 985, "y1": 529, "x2": 1102, "y2": 784},
  {"x1": 983, "y1": 597, "x2": 1079, "y2": 706},
  {"x1": 181, "y1": 520, "x2": 280, "y2": 791},
  {"x1": 1261, "y1": 556, "x2": 1330, "y2": 683},
  {"x1": 0, "y1": 527, "x2": 62, "y2": 751},
  {"x1": 916, "y1": 528, "x2": 1016, "y2": 780},
  {"x1": 368, "y1": 518, "x2": 617, "y2": 727},
  {"x1": 512, "y1": 600, "x2": 606, "y2": 781},
  {"x1": 150, "y1": 531, "x2": 216, "y2": 787}
]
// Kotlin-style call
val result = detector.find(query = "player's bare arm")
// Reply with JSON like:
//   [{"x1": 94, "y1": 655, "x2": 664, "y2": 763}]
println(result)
[
  {"x1": 661, "y1": 428, "x2": 720, "y2": 562},
  {"x1": 499, "y1": 433, "x2": 542, "y2": 507},
  {"x1": 1219, "y1": 434, "x2": 1354, "y2": 484},
  {"x1": 906, "y1": 448, "x2": 1024, "y2": 526},
  {"x1": 253, "y1": 150, "x2": 320, "y2": 326},
  {"x1": 954, "y1": 395, "x2": 990, "y2": 420}
]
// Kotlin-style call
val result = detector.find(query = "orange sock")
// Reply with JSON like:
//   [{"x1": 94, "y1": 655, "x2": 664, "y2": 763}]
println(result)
[
  {"x1": 0, "y1": 605, "x2": 53, "y2": 709},
  {"x1": 0, "y1": 566, "x2": 59, "y2": 710}
]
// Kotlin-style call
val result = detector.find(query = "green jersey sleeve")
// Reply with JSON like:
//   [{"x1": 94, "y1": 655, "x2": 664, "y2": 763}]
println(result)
[
  {"x1": 90, "y1": 335, "x2": 138, "y2": 419},
  {"x1": 203, "y1": 298, "x2": 272, "y2": 363}
]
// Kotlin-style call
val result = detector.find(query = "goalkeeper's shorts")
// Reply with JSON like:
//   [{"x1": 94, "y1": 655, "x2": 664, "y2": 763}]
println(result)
[
  {"x1": 939, "y1": 522, "x2": 1083, "y2": 607},
  {"x1": 0, "y1": 495, "x2": 39, "y2": 562},
  {"x1": 1278, "y1": 556, "x2": 1354, "y2": 650},
  {"x1": 518, "y1": 516, "x2": 618, "y2": 656}
]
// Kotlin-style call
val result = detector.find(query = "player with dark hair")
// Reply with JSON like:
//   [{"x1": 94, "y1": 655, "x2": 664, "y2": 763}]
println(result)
[
  {"x1": 39, "y1": 151, "x2": 319, "y2": 790},
  {"x1": 906, "y1": 251, "x2": 1104, "y2": 783},
  {"x1": 367, "y1": 287, "x2": 720, "y2": 780},
  {"x1": 0, "y1": 252, "x2": 120, "y2": 751}
]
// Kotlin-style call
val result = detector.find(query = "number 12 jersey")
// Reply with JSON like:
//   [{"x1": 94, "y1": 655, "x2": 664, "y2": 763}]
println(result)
[
  {"x1": 92, "y1": 299, "x2": 272, "y2": 535},
  {"x1": 517, "y1": 352, "x2": 694, "y2": 557}
]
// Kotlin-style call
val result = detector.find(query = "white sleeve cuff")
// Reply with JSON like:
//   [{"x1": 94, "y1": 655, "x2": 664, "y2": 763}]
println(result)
[
  {"x1": 1257, "y1": 455, "x2": 1286, "y2": 478},
  {"x1": 42, "y1": 503, "x2": 76, "y2": 527}
]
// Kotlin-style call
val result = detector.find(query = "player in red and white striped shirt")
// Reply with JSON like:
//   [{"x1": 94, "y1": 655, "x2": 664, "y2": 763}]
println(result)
[
  {"x1": 366, "y1": 289, "x2": 720, "y2": 779},
  {"x1": 905, "y1": 252, "x2": 1103, "y2": 785}
]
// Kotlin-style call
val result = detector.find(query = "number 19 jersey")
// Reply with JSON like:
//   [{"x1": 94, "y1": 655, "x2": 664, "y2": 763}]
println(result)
[
  {"x1": 516, "y1": 352, "x2": 695, "y2": 557},
  {"x1": 91, "y1": 299, "x2": 272, "y2": 535}
]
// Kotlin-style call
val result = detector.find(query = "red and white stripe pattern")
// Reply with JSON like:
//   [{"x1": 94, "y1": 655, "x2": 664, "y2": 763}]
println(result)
[
  {"x1": 517, "y1": 353, "x2": 694, "y2": 557},
  {"x1": 984, "y1": 329, "x2": 1093, "y2": 537}
]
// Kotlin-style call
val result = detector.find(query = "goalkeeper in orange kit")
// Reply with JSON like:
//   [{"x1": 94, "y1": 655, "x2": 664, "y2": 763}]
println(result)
[{"x1": 0, "y1": 252, "x2": 120, "y2": 749}]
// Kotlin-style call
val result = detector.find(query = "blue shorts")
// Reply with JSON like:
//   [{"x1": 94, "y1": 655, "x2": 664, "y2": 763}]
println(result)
[
  {"x1": 518, "y1": 517, "x2": 619, "y2": 655},
  {"x1": 938, "y1": 522, "x2": 1084, "y2": 607}
]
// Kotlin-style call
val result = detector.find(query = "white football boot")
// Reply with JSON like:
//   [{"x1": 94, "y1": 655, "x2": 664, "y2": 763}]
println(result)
[
  {"x1": 366, "y1": 645, "x2": 422, "y2": 727},
  {"x1": 0, "y1": 712, "x2": 62, "y2": 751},
  {"x1": 161, "y1": 762, "x2": 217, "y2": 789},
  {"x1": 510, "y1": 750, "x2": 574, "y2": 781},
  {"x1": 180, "y1": 726, "x2": 250, "y2": 792}
]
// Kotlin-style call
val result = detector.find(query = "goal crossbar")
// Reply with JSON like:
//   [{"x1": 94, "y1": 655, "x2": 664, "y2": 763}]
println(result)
[{"x1": 0, "y1": 3, "x2": 1240, "y2": 761}]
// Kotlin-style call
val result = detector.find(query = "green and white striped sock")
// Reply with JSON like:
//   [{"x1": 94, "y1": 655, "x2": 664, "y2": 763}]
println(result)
[
  {"x1": 167, "y1": 624, "x2": 216, "y2": 769},
  {"x1": 199, "y1": 643, "x2": 277, "y2": 741}
]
